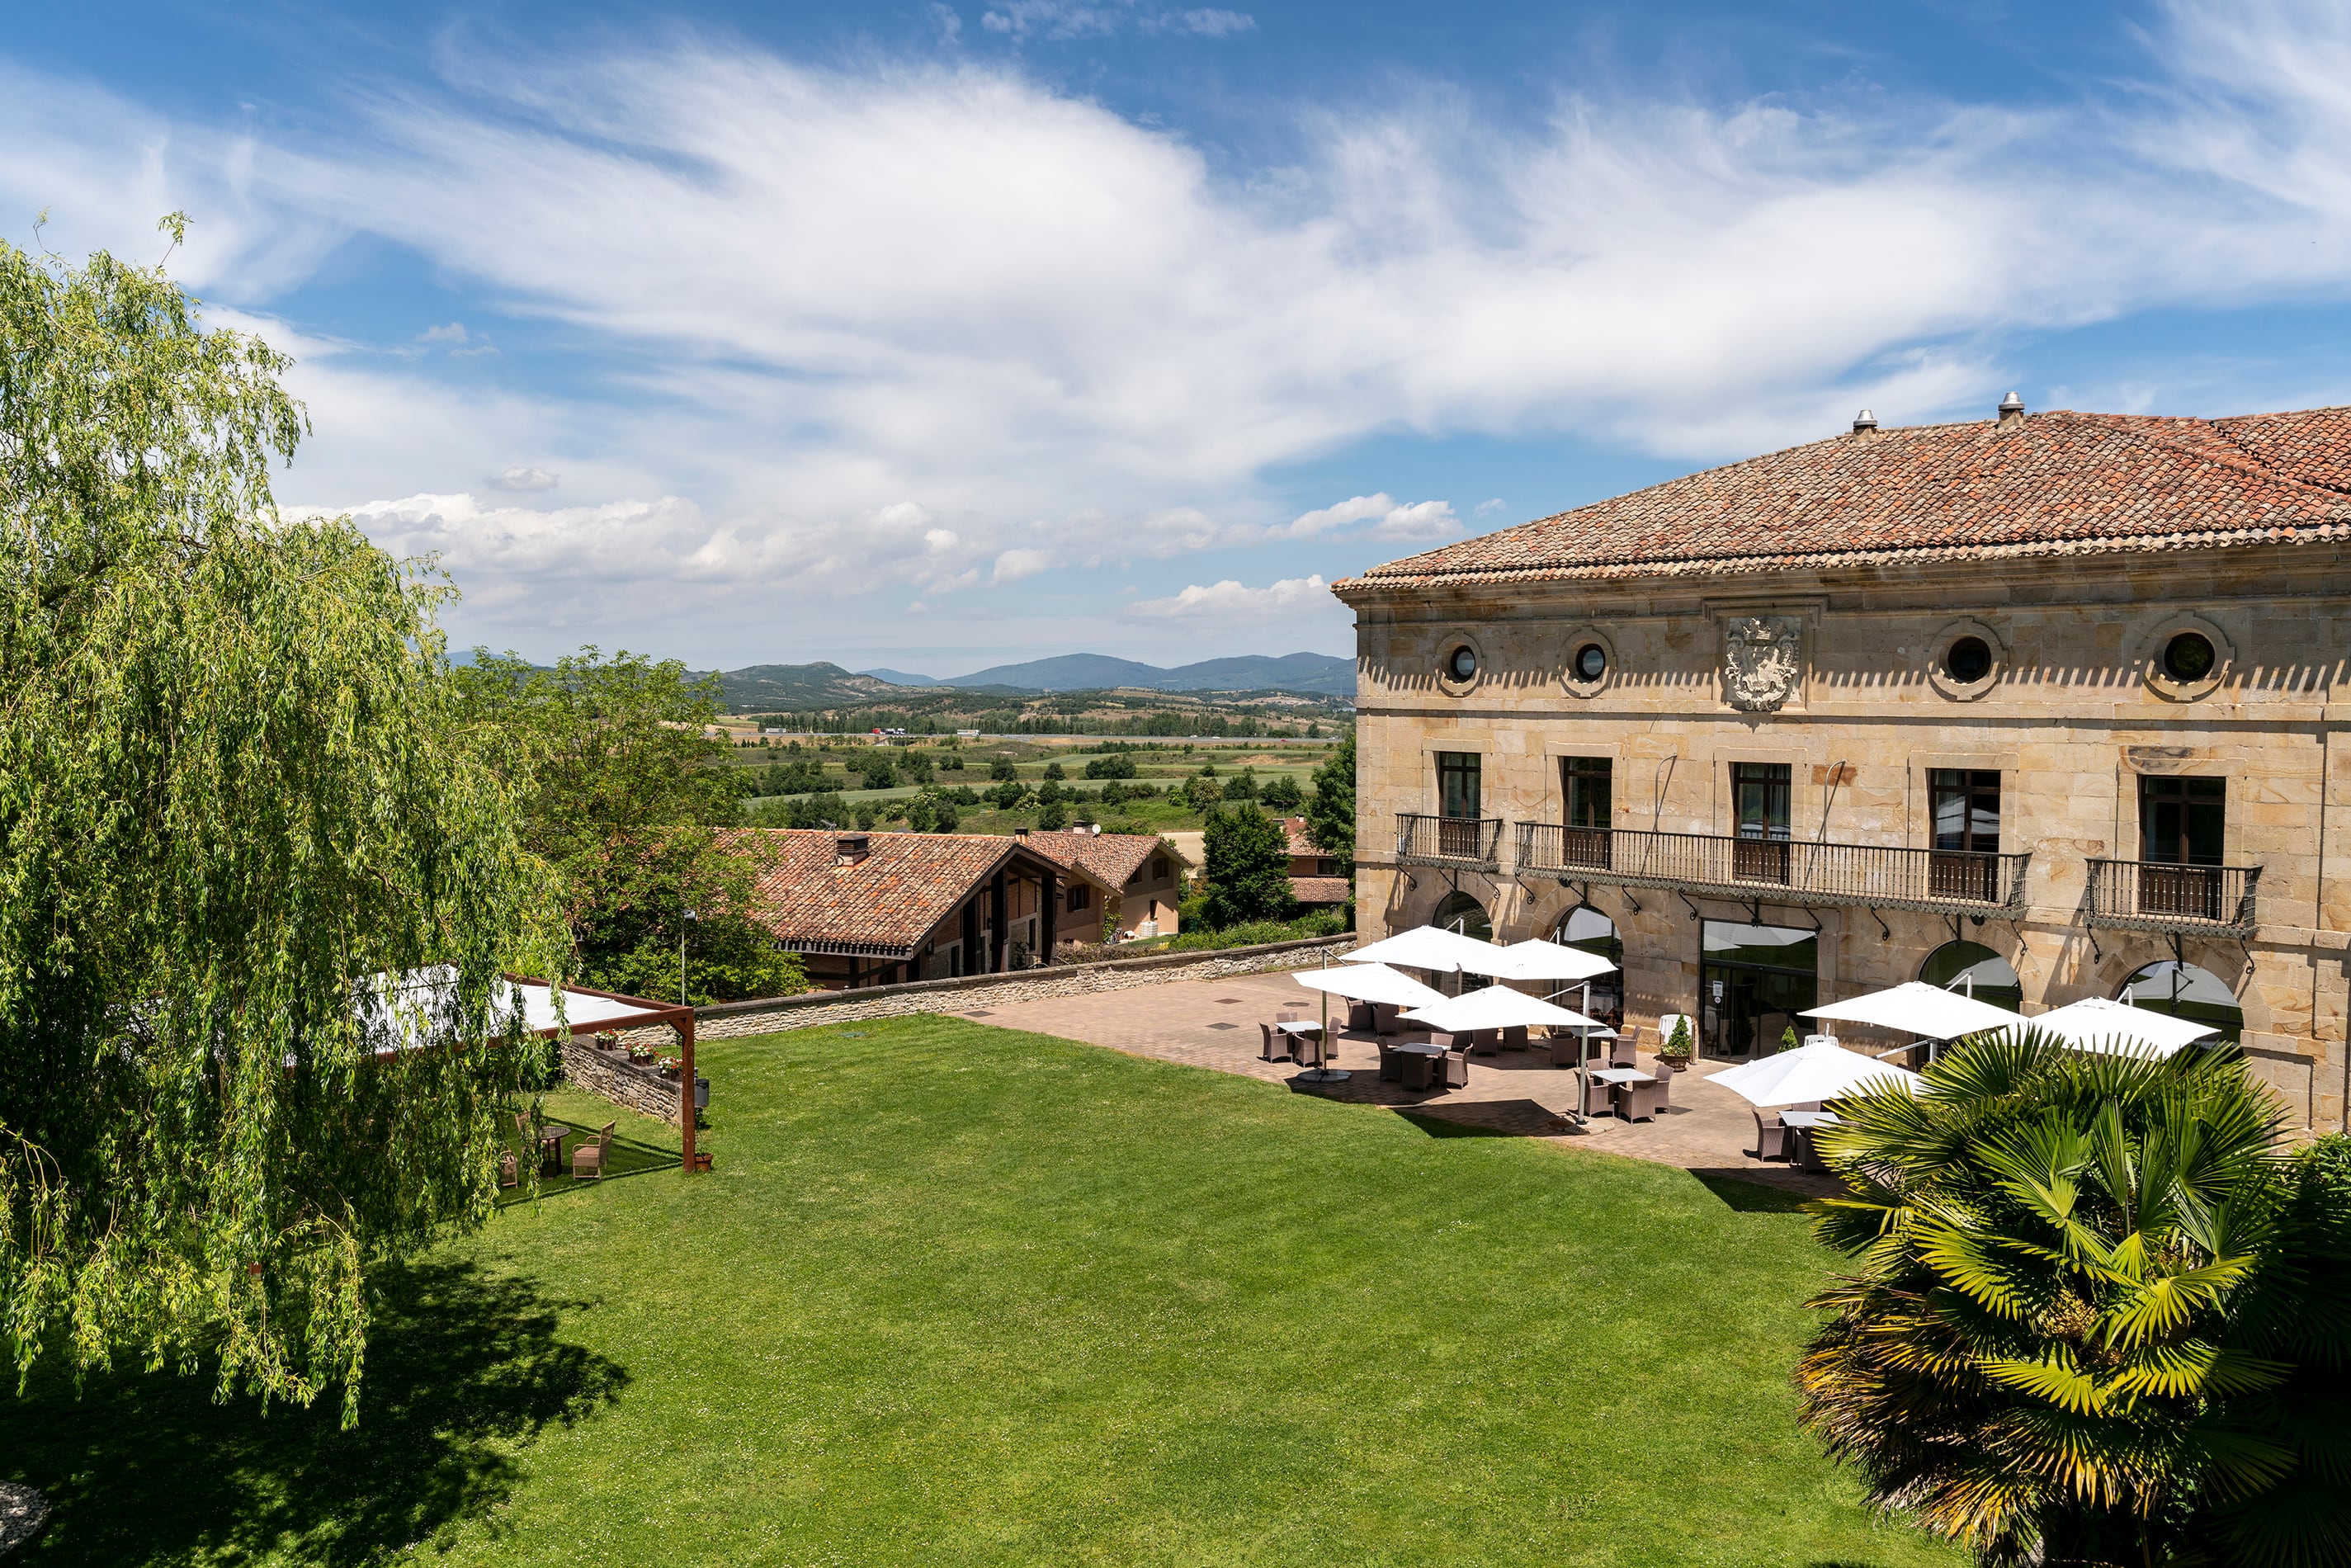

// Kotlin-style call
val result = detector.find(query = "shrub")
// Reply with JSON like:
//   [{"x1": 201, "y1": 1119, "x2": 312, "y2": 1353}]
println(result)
[
  {"x1": 1260, "y1": 775, "x2": 1304, "y2": 810},
  {"x1": 989, "y1": 759, "x2": 1018, "y2": 782},
  {"x1": 1083, "y1": 754, "x2": 1137, "y2": 780},
  {"x1": 1043, "y1": 760, "x2": 1065, "y2": 780},
  {"x1": 1200, "y1": 806, "x2": 1293, "y2": 928}
]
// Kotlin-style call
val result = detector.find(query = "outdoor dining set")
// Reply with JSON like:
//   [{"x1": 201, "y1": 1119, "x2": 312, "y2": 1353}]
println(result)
[{"x1": 1258, "y1": 923, "x2": 2232, "y2": 1159}]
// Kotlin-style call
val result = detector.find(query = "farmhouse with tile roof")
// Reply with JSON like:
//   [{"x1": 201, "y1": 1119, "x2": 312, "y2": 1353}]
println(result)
[{"x1": 1019, "y1": 828, "x2": 1190, "y2": 942}]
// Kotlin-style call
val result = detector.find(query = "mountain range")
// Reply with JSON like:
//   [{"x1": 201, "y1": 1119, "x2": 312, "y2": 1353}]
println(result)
[{"x1": 857, "y1": 651, "x2": 1353, "y2": 697}]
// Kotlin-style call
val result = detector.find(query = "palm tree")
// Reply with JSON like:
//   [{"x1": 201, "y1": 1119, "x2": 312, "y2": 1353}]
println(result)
[{"x1": 1795, "y1": 1032, "x2": 2351, "y2": 1566}]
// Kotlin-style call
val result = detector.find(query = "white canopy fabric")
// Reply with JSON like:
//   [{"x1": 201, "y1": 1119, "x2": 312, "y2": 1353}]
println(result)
[
  {"x1": 2016, "y1": 996, "x2": 2216, "y2": 1058},
  {"x1": 1400, "y1": 986, "x2": 1603, "y2": 1034},
  {"x1": 353, "y1": 968, "x2": 675, "y2": 1054},
  {"x1": 1291, "y1": 962, "x2": 1449, "y2": 1009},
  {"x1": 1710, "y1": 1041, "x2": 1923, "y2": 1108},
  {"x1": 1343, "y1": 924, "x2": 1499, "y2": 973},
  {"x1": 1464, "y1": 937, "x2": 1618, "y2": 983},
  {"x1": 1802, "y1": 980, "x2": 2024, "y2": 1041}
]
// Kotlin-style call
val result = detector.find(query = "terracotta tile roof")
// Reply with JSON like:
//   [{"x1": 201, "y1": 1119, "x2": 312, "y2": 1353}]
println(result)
[
  {"x1": 1290, "y1": 876, "x2": 1353, "y2": 904},
  {"x1": 1335, "y1": 405, "x2": 2351, "y2": 591},
  {"x1": 1018, "y1": 829, "x2": 1178, "y2": 887},
  {"x1": 742, "y1": 829, "x2": 1023, "y2": 956},
  {"x1": 1277, "y1": 815, "x2": 1315, "y2": 857}
]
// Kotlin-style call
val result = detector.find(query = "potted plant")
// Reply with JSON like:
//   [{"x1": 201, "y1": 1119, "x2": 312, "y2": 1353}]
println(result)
[
  {"x1": 594, "y1": 1031, "x2": 622, "y2": 1053},
  {"x1": 628, "y1": 1043, "x2": 657, "y2": 1065},
  {"x1": 659, "y1": 1054, "x2": 682, "y2": 1079},
  {"x1": 1655, "y1": 1017, "x2": 1694, "y2": 1070}
]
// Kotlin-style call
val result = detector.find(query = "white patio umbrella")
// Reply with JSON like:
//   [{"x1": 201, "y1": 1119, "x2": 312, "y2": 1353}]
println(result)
[
  {"x1": 1291, "y1": 962, "x2": 1448, "y2": 1009},
  {"x1": 1802, "y1": 981, "x2": 2024, "y2": 1041},
  {"x1": 1343, "y1": 924, "x2": 1498, "y2": 973},
  {"x1": 2014, "y1": 996, "x2": 2216, "y2": 1059},
  {"x1": 1400, "y1": 986, "x2": 1603, "y2": 1035},
  {"x1": 1466, "y1": 937, "x2": 1618, "y2": 984},
  {"x1": 1711, "y1": 1041, "x2": 1922, "y2": 1108}
]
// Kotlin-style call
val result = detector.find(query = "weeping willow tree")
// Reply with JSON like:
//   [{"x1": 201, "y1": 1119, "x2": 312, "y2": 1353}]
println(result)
[
  {"x1": 1797, "y1": 1035, "x2": 2351, "y2": 1566},
  {"x1": 0, "y1": 217, "x2": 564, "y2": 1424}
]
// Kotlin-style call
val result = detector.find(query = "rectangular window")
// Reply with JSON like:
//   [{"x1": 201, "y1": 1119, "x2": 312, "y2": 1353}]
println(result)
[
  {"x1": 1152, "y1": 857, "x2": 1168, "y2": 880},
  {"x1": 1561, "y1": 756, "x2": 1612, "y2": 829},
  {"x1": 1437, "y1": 752, "x2": 1482, "y2": 819},
  {"x1": 1731, "y1": 763, "x2": 1792, "y2": 842},
  {"x1": 1069, "y1": 884, "x2": 1090, "y2": 911},
  {"x1": 2141, "y1": 776, "x2": 2226, "y2": 866},
  {"x1": 1929, "y1": 769, "x2": 2002, "y2": 853}
]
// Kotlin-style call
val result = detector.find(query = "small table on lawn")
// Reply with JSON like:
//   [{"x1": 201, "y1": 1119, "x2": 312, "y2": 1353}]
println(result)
[{"x1": 536, "y1": 1123, "x2": 569, "y2": 1177}]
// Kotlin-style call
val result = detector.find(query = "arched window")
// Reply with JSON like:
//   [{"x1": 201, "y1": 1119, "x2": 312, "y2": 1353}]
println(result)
[
  {"x1": 1431, "y1": 891, "x2": 1490, "y2": 941},
  {"x1": 1919, "y1": 941, "x2": 2023, "y2": 1016},
  {"x1": 1553, "y1": 904, "x2": 1622, "y2": 1030},
  {"x1": 2118, "y1": 961, "x2": 2242, "y2": 1043}
]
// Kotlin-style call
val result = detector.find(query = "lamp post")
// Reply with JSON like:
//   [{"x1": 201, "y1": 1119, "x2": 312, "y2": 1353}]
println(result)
[{"x1": 681, "y1": 907, "x2": 696, "y2": 1005}]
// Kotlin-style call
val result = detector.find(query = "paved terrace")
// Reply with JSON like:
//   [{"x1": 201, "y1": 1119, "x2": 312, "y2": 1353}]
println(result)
[{"x1": 962, "y1": 968, "x2": 1836, "y2": 1197}]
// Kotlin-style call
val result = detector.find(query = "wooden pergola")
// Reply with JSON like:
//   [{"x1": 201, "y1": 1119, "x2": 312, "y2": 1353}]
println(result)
[{"x1": 505, "y1": 975, "x2": 706, "y2": 1174}]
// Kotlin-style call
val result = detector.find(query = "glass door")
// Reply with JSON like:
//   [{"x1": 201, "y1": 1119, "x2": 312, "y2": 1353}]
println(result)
[
  {"x1": 1928, "y1": 768, "x2": 2002, "y2": 900},
  {"x1": 2138, "y1": 776, "x2": 2225, "y2": 919},
  {"x1": 1699, "y1": 920, "x2": 1818, "y2": 1059},
  {"x1": 1731, "y1": 763, "x2": 1792, "y2": 884}
]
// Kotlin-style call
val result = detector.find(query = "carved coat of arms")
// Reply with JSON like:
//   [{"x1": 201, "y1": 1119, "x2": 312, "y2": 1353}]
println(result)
[{"x1": 1723, "y1": 616, "x2": 1802, "y2": 713}]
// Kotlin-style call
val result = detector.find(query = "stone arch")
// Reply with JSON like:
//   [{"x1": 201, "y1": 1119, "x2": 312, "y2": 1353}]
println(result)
[
  {"x1": 2085, "y1": 937, "x2": 2264, "y2": 1043},
  {"x1": 2116, "y1": 958, "x2": 2245, "y2": 1044},
  {"x1": 1919, "y1": 940, "x2": 2023, "y2": 1015}
]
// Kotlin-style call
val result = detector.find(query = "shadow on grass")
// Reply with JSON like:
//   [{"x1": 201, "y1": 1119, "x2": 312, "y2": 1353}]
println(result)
[
  {"x1": 497, "y1": 1121, "x2": 679, "y2": 1207},
  {"x1": 4, "y1": 1259, "x2": 628, "y2": 1566},
  {"x1": 1395, "y1": 1112, "x2": 1516, "y2": 1139},
  {"x1": 1688, "y1": 1169, "x2": 1825, "y2": 1212}
]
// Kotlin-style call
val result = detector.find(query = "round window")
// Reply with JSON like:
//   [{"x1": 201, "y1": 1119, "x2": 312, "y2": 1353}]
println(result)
[
  {"x1": 2163, "y1": 632, "x2": 2216, "y2": 682},
  {"x1": 1943, "y1": 635, "x2": 1993, "y2": 685},
  {"x1": 1446, "y1": 645, "x2": 1478, "y2": 682},
  {"x1": 1573, "y1": 642, "x2": 1607, "y2": 682}
]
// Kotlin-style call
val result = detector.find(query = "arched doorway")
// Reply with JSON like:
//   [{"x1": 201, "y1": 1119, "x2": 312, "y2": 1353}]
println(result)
[
  {"x1": 1919, "y1": 941, "x2": 2023, "y2": 1015},
  {"x1": 1431, "y1": 891, "x2": 1491, "y2": 993},
  {"x1": 1553, "y1": 904, "x2": 1623, "y2": 1030},
  {"x1": 2118, "y1": 961, "x2": 2243, "y2": 1043},
  {"x1": 1431, "y1": 890, "x2": 1490, "y2": 940}
]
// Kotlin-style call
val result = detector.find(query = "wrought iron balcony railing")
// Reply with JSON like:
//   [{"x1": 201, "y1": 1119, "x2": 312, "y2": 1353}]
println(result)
[
  {"x1": 1395, "y1": 813, "x2": 1504, "y2": 871},
  {"x1": 2085, "y1": 859, "x2": 2260, "y2": 936},
  {"x1": 1513, "y1": 822, "x2": 2028, "y2": 914}
]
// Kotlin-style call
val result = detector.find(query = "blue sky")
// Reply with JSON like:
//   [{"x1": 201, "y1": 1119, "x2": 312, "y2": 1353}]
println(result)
[{"x1": 9, "y1": 1, "x2": 2351, "y2": 674}]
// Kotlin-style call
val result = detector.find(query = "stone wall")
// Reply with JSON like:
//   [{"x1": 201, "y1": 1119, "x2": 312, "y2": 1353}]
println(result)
[
  {"x1": 681, "y1": 932, "x2": 1357, "y2": 1041},
  {"x1": 560, "y1": 1033, "x2": 689, "y2": 1124}
]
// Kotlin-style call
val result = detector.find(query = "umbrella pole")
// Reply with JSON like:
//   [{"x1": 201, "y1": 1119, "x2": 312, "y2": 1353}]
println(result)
[{"x1": 1299, "y1": 952, "x2": 1349, "y2": 1084}]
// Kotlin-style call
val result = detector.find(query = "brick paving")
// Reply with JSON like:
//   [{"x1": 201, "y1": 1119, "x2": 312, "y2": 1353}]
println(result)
[{"x1": 966, "y1": 967, "x2": 1838, "y2": 1197}]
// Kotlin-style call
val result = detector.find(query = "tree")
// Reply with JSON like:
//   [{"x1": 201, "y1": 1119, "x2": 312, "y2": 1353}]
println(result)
[
  {"x1": 1221, "y1": 767, "x2": 1260, "y2": 801},
  {"x1": 1303, "y1": 730, "x2": 1356, "y2": 860},
  {"x1": 1043, "y1": 760, "x2": 1065, "y2": 781},
  {"x1": 1797, "y1": 1034, "x2": 2351, "y2": 1565},
  {"x1": 452, "y1": 649, "x2": 804, "y2": 1005},
  {"x1": 0, "y1": 219, "x2": 564, "y2": 1423},
  {"x1": 1261, "y1": 774, "x2": 1304, "y2": 810},
  {"x1": 1084, "y1": 755, "x2": 1136, "y2": 781},
  {"x1": 1200, "y1": 807, "x2": 1295, "y2": 928},
  {"x1": 989, "y1": 760, "x2": 1018, "y2": 782}
]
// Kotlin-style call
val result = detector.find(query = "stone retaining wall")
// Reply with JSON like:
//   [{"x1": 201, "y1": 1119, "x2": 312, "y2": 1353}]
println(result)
[
  {"x1": 677, "y1": 932, "x2": 1358, "y2": 1042},
  {"x1": 560, "y1": 1036, "x2": 688, "y2": 1124}
]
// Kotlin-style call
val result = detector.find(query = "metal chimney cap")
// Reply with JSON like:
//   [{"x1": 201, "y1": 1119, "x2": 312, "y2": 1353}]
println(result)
[
  {"x1": 1851, "y1": 409, "x2": 1878, "y2": 433},
  {"x1": 1999, "y1": 390, "x2": 2025, "y2": 413}
]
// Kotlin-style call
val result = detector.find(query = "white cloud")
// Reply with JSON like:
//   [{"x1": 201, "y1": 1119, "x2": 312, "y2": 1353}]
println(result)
[
  {"x1": 486, "y1": 465, "x2": 559, "y2": 492},
  {"x1": 975, "y1": 1, "x2": 1252, "y2": 40},
  {"x1": 12, "y1": 1, "x2": 2351, "y2": 655},
  {"x1": 418, "y1": 322, "x2": 470, "y2": 344},
  {"x1": 1135, "y1": 574, "x2": 1331, "y2": 619}
]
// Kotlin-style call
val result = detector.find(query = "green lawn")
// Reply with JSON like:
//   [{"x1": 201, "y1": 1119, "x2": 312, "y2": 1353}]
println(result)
[{"x1": 5, "y1": 1020, "x2": 1955, "y2": 1566}]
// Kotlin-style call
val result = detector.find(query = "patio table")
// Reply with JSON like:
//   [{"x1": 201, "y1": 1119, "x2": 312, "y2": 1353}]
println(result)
[
  {"x1": 535, "y1": 1123, "x2": 568, "y2": 1177},
  {"x1": 1588, "y1": 1066, "x2": 1655, "y2": 1086},
  {"x1": 1273, "y1": 1020, "x2": 1326, "y2": 1038},
  {"x1": 1781, "y1": 1110, "x2": 1842, "y2": 1171},
  {"x1": 1777, "y1": 1110, "x2": 1842, "y2": 1129}
]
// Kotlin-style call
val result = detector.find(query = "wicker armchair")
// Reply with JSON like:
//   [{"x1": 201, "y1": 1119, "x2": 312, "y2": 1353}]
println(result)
[
  {"x1": 1258, "y1": 1022, "x2": 1286, "y2": 1063},
  {"x1": 1439, "y1": 1044, "x2": 1471, "y2": 1089},
  {"x1": 1607, "y1": 1031, "x2": 1640, "y2": 1069},
  {"x1": 1580, "y1": 1073, "x2": 1614, "y2": 1117},
  {"x1": 1613, "y1": 1072, "x2": 1667, "y2": 1122},
  {"x1": 571, "y1": 1122, "x2": 616, "y2": 1180},
  {"x1": 1752, "y1": 1109, "x2": 1788, "y2": 1161}
]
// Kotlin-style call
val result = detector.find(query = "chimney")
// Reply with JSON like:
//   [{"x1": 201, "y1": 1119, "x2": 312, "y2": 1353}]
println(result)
[
  {"x1": 1997, "y1": 390, "x2": 2025, "y2": 430},
  {"x1": 834, "y1": 833, "x2": 870, "y2": 865},
  {"x1": 1851, "y1": 408, "x2": 1878, "y2": 436},
  {"x1": 1013, "y1": 826, "x2": 1029, "y2": 839}
]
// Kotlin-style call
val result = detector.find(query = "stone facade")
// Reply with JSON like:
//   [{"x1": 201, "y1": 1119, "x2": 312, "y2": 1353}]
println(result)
[
  {"x1": 1341, "y1": 543, "x2": 2351, "y2": 1131},
  {"x1": 560, "y1": 1033, "x2": 692, "y2": 1124}
]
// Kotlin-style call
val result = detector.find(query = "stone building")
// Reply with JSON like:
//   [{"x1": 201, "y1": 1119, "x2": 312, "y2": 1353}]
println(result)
[{"x1": 1333, "y1": 396, "x2": 2351, "y2": 1131}]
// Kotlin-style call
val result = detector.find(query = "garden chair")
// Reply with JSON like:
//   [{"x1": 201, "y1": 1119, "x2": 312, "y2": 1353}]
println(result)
[
  {"x1": 1347, "y1": 1000, "x2": 1376, "y2": 1034},
  {"x1": 571, "y1": 1122, "x2": 616, "y2": 1180},
  {"x1": 1399, "y1": 1049, "x2": 1435, "y2": 1092},
  {"x1": 1376, "y1": 1041, "x2": 1402, "y2": 1083},
  {"x1": 1372, "y1": 1003, "x2": 1401, "y2": 1037},
  {"x1": 1438, "y1": 1043, "x2": 1471, "y2": 1089},
  {"x1": 1650, "y1": 1060, "x2": 1674, "y2": 1112},
  {"x1": 1612, "y1": 1072, "x2": 1666, "y2": 1122},
  {"x1": 1501, "y1": 1024, "x2": 1529, "y2": 1051},
  {"x1": 1751, "y1": 1109, "x2": 1788, "y2": 1161},
  {"x1": 1607, "y1": 1032, "x2": 1640, "y2": 1070},
  {"x1": 1258, "y1": 1022, "x2": 1286, "y2": 1063},
  {"x1": 1580, "y1": 1072, "x2": 1614, "y2": 1117}
]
